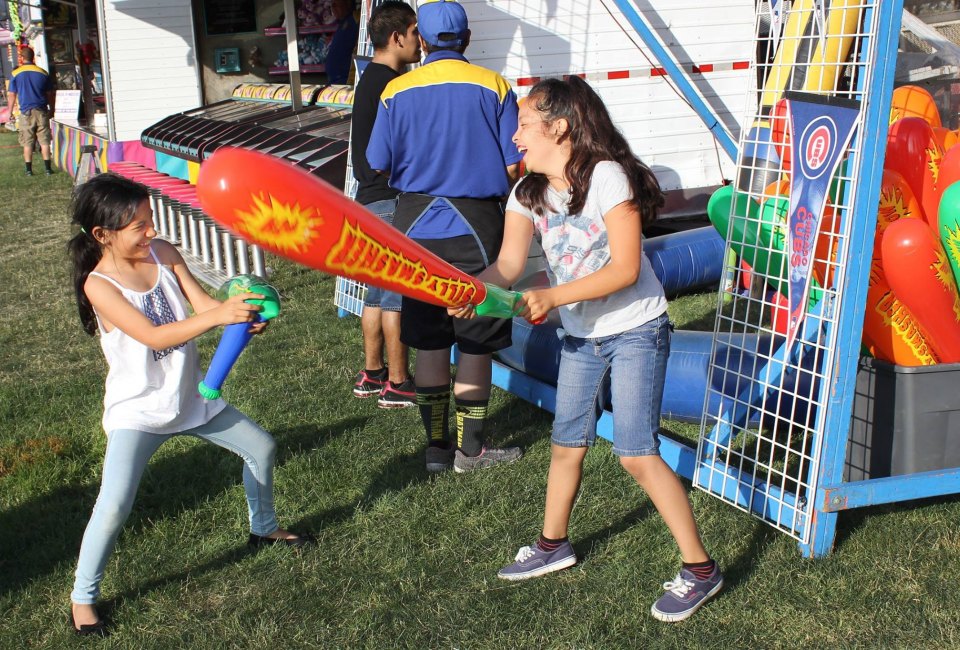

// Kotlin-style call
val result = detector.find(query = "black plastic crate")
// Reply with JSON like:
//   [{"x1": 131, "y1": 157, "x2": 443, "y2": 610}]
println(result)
[{"x1": 846, "y1": 357, "x2": 960, "y2": 481}]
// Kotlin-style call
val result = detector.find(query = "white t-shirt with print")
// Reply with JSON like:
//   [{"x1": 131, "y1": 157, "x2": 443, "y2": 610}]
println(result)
[{"x1": 506, "y1": 161, "x2": 667, "y2": 338}]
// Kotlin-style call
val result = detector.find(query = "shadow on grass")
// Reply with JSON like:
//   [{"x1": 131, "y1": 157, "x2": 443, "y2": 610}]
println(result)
[
  {"x1": 0, "y1": 416, "x2": 367, "y2": 598},
  {"x1": 571, "y1": 475, "x2": 777, "y2": 594},
  {"x1": 832, "y1": 491, "x2": 960, "y2": 552},
  {"x1": 297, "y1": 399, "x2": 552, "y2": 534}
]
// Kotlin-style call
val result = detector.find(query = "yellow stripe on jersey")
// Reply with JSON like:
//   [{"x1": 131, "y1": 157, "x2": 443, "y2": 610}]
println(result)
[
  {"x1": 380, "y1": 59, "x2": 512, "y2": 106},
  {"x1": 12, "y1": 64, "x2": 47, "y2": 77}
]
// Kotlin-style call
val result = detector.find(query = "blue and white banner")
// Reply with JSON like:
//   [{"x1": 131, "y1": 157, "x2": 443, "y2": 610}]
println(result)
[{"x1": 785, "y1": 92, "x2": 860, "y2": 349}]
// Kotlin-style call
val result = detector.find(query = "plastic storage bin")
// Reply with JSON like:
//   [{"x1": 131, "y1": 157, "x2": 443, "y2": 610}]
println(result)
[{"x1": 845, "y1": 357, "x2": 960, "y2": 481}]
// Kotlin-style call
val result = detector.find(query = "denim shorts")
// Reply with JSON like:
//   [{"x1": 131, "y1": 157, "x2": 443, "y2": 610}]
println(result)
[
  {"x1": 362, "y1": 198, "x2": 402, "y2": 312},
  {"x1": 552, "y1": 312, "x2": 671, "y2": 457}
]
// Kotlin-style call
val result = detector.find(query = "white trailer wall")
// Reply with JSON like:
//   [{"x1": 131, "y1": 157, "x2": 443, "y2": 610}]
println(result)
[
  {"x1": 100, "y1": 0, "x2": 202, "y2": 142},
  {"x1": 452, "y1": 0, "x2": 756, "y2": 211}
]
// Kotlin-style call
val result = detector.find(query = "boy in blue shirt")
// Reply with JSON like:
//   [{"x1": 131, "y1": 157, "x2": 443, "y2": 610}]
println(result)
[{"x1": 367, "y1": 0, "x2": 523, "y2": 473}]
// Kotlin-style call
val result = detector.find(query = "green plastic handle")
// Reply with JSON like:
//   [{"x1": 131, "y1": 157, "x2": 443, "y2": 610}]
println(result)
[
  {"x1": 473, "y1": 283, "x2": 524, "y2": 319},
  {"x1": 217, "y1": 274, "x2": 281, "y2": 320}
]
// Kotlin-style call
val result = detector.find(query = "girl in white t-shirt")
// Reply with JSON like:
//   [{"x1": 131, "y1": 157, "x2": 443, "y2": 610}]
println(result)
[
  {"x1": 66, "y1": 174, "x2": 312, "y2": 637},
  {"x1": 463, "y1": 76, "x2": 722, "y2": 622}
]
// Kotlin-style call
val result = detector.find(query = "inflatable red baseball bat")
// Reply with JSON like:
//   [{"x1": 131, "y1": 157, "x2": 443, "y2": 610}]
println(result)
[{"x1": 196, "y1": 147, "x2": 524, "y2": 319}]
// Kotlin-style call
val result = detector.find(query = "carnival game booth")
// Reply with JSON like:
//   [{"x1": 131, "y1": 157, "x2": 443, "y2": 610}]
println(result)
[
  {"x1": 141, "y1": 82, "x2": 353, "y2": 187},
  {"x1": 328, "y1": 0, "x2": 960, "y2": 558}
]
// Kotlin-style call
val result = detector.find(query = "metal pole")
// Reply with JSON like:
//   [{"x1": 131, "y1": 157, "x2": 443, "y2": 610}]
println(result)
[
  {"x1": 94, "y1": 0, "x2": 116, "y2": 140},
  {"x1": 283, "y1": 0, "x2": 303, "y2": 111},
  {"x1": 610, "y1": 0, "x2": 738, "y2": 162}
]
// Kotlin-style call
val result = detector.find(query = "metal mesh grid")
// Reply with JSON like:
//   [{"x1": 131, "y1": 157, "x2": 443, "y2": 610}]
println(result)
[
  {"x1": 334, "y1": 0, "x2": 378, "y2": 317},
  {"x1": 695, "y1": 0, "x2": 880, "y2": 542}
]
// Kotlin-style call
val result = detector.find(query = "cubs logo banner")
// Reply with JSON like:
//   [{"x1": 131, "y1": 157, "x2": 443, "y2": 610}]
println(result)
[{"x1": 785, "y1": 92, "x2": 861, "y2": 349}]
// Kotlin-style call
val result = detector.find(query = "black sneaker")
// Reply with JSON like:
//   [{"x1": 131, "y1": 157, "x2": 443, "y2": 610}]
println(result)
[
  {"x1": 453, "y1": 445, "x2": 522, "y2": 473},
  {"x1": 425, "y1": 443, "x2": 455, "y2": 473},
  {"x1": 378, "y1": 379, "x2": 415, "y2": 408},
  {"x1": 45, "y1": 168, "x2": 53, "y2": 176},
  {"x1": 353, "y1": 368, "x2": 387, "y2": 398},
  {"x1": 25, "y1": 169, "x2": 33, "y2": 177}
]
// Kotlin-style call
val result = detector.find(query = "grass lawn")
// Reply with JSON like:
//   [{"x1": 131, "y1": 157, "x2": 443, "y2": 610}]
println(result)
[{"x1": 1, "y1": 128, "x2": 959, "y2": 649}]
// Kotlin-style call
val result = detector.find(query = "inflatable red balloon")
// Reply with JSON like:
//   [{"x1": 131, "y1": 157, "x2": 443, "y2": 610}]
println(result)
[
  {"x1": 937, "y1": 144, "x2": 960, "y2": 206},
  {"x1": 862, "y1": 170, "x2": 938, "y2": 365},
  {"x1": 886, "y1": 117, "x2": 945, "y2": 231},
  {"x1": 933, "y1": 126, "x2": 958, "y2": 153},
  {"x1": 770, "y1": 98, "x2": 791, "y2": 173},
  {"x1": 881, "y1": 217, "x2": 960, "y2": 362},
  {"x1": 889, "y1": 85, "x2": 942, "y2": 128}
]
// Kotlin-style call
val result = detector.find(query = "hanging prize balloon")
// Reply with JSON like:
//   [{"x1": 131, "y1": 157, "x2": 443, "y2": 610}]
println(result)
[
  {"x1": 862, "y1": 263, "x2": 939, "y2": 366},
  {"x1": 933, "y1": 126, "x2": 958, "y2": 153},
  {"x1": 889, "y1": 85, "x2": 942, "y2": 128},
  {"x1": 937, "y1": 144, "x2": 960, "y2": 201},
  {"x1": 882, "y1": 218, "x2": 960, "y2": 362},
  {"x1": 861, "y1": 170, "x2": 938, "y2": 365},
  {"x1": 886, "y1": 117, "x2": 944, "y2": 230},
  {"x1": 770, "y1": 98, "x2": 791, "y2": 173}
]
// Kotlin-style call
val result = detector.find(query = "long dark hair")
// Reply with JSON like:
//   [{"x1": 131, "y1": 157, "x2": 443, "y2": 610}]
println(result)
[
  {"x1": 67, "y1": 173, "x2": 150, "y2": 335},
  {"x1": 515, "y1": 76, "x2": 664, "y2": 228}
]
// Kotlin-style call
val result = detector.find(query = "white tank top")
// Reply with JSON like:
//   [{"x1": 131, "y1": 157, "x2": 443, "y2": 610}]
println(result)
[{"x1": 90, "y1": 248, "x2": 225, "y2": 434}]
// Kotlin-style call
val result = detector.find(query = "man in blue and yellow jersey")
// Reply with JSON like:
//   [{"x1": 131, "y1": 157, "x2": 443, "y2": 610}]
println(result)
[
  {"x1": 8, "y1": 47, "x2": 54, "y2": 176},
  {"x1": 367, "y1": 0, "x2": 523, "y2": 474}
]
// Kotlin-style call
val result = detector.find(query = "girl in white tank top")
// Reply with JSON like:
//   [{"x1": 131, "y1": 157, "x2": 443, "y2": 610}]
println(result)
[{"x1": 65, "y1": 174, "x2": 313, "y2": 637}]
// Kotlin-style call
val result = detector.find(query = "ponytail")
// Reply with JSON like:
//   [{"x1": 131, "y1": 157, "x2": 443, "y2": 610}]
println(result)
[
  {"x1": 68, "y1": 232, "x2": 103, "y2": 335},
  {"x1": 67, "y1": 174, "x2": 150, "y2": 335}
]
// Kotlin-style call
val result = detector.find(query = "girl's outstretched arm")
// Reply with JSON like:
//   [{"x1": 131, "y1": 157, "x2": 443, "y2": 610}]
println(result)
[
  {"x1": 448, "y1": 211, "x2": 532, "y2": 319},
  {"x1": 521, "y1": 201, "x2": 642, "y2": 323},
  {"x1": 84, "y1": 272, "x2": 263, "y2": 352},
  {"x1": 157, "y1": 239, "x2": 268, "y2": 335},
  {"x1": 477, "y1": 210, "x2": 535, "y2": 288},
  {"x1": 153, "y1": 239, "x2": 221, "y2": 314}
]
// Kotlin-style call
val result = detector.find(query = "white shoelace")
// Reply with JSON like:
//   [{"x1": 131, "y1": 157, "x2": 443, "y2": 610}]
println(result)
[
  {"x1": 662, "y1": 574, "x2": 695, "y2": 596},
  {"x1": 514, "y1": 545, "x2": 536, "y2": 562}
]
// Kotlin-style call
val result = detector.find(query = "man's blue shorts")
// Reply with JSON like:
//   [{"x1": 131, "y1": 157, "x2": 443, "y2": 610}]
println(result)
[{"x1": 362, "y1": 198, "x2": 402, "y2": 312}]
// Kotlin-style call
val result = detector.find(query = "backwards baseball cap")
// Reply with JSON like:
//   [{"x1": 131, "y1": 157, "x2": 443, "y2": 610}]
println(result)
[{"x1": 417, "y1": 0, "x2": 469, "y2": 48}]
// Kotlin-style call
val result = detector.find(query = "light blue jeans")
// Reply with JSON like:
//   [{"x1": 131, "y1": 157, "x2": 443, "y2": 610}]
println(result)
[
  {"x1": 552, "y1": 313, "x2": 671, "y2": 457},
  {"x1": 71, "y1": 405, "x2": 279, "y2": 604}
]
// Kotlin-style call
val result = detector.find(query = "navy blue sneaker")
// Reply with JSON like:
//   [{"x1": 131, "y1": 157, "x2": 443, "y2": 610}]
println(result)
[
  {"x1": 650, "y1": 565, "x2": 723, "y2": 622},
  {"x1": 497, "y1": 541, "x2": 577, "y2": 581}
]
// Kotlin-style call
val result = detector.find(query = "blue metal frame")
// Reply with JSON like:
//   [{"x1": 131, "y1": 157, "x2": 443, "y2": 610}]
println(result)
[
  {"x1": 611, "y1": 0, "x2": 739, "y2": 161},
  {"x1": 799, "y1": 0, "x2": 905, "y2": 557}
]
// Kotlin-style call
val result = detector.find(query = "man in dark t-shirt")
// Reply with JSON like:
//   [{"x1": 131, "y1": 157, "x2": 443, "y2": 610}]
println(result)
[{"x1": 349, "y1": 1, "x2": 421, "y2": 408}]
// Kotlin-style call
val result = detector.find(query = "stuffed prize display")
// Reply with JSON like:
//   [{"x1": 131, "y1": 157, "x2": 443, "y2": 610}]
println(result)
[{"x1": 198, "y1": 274, "x2": 281, "y2": 400}]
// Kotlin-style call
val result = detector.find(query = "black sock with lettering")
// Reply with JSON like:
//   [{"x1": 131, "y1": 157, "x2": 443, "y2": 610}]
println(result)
[
  {"x1": 455, "y1": 398, "x2": 488, "y2": 456},
  {"x1": 416, "y1": 385, "x2": 450, "y2": 446}
]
